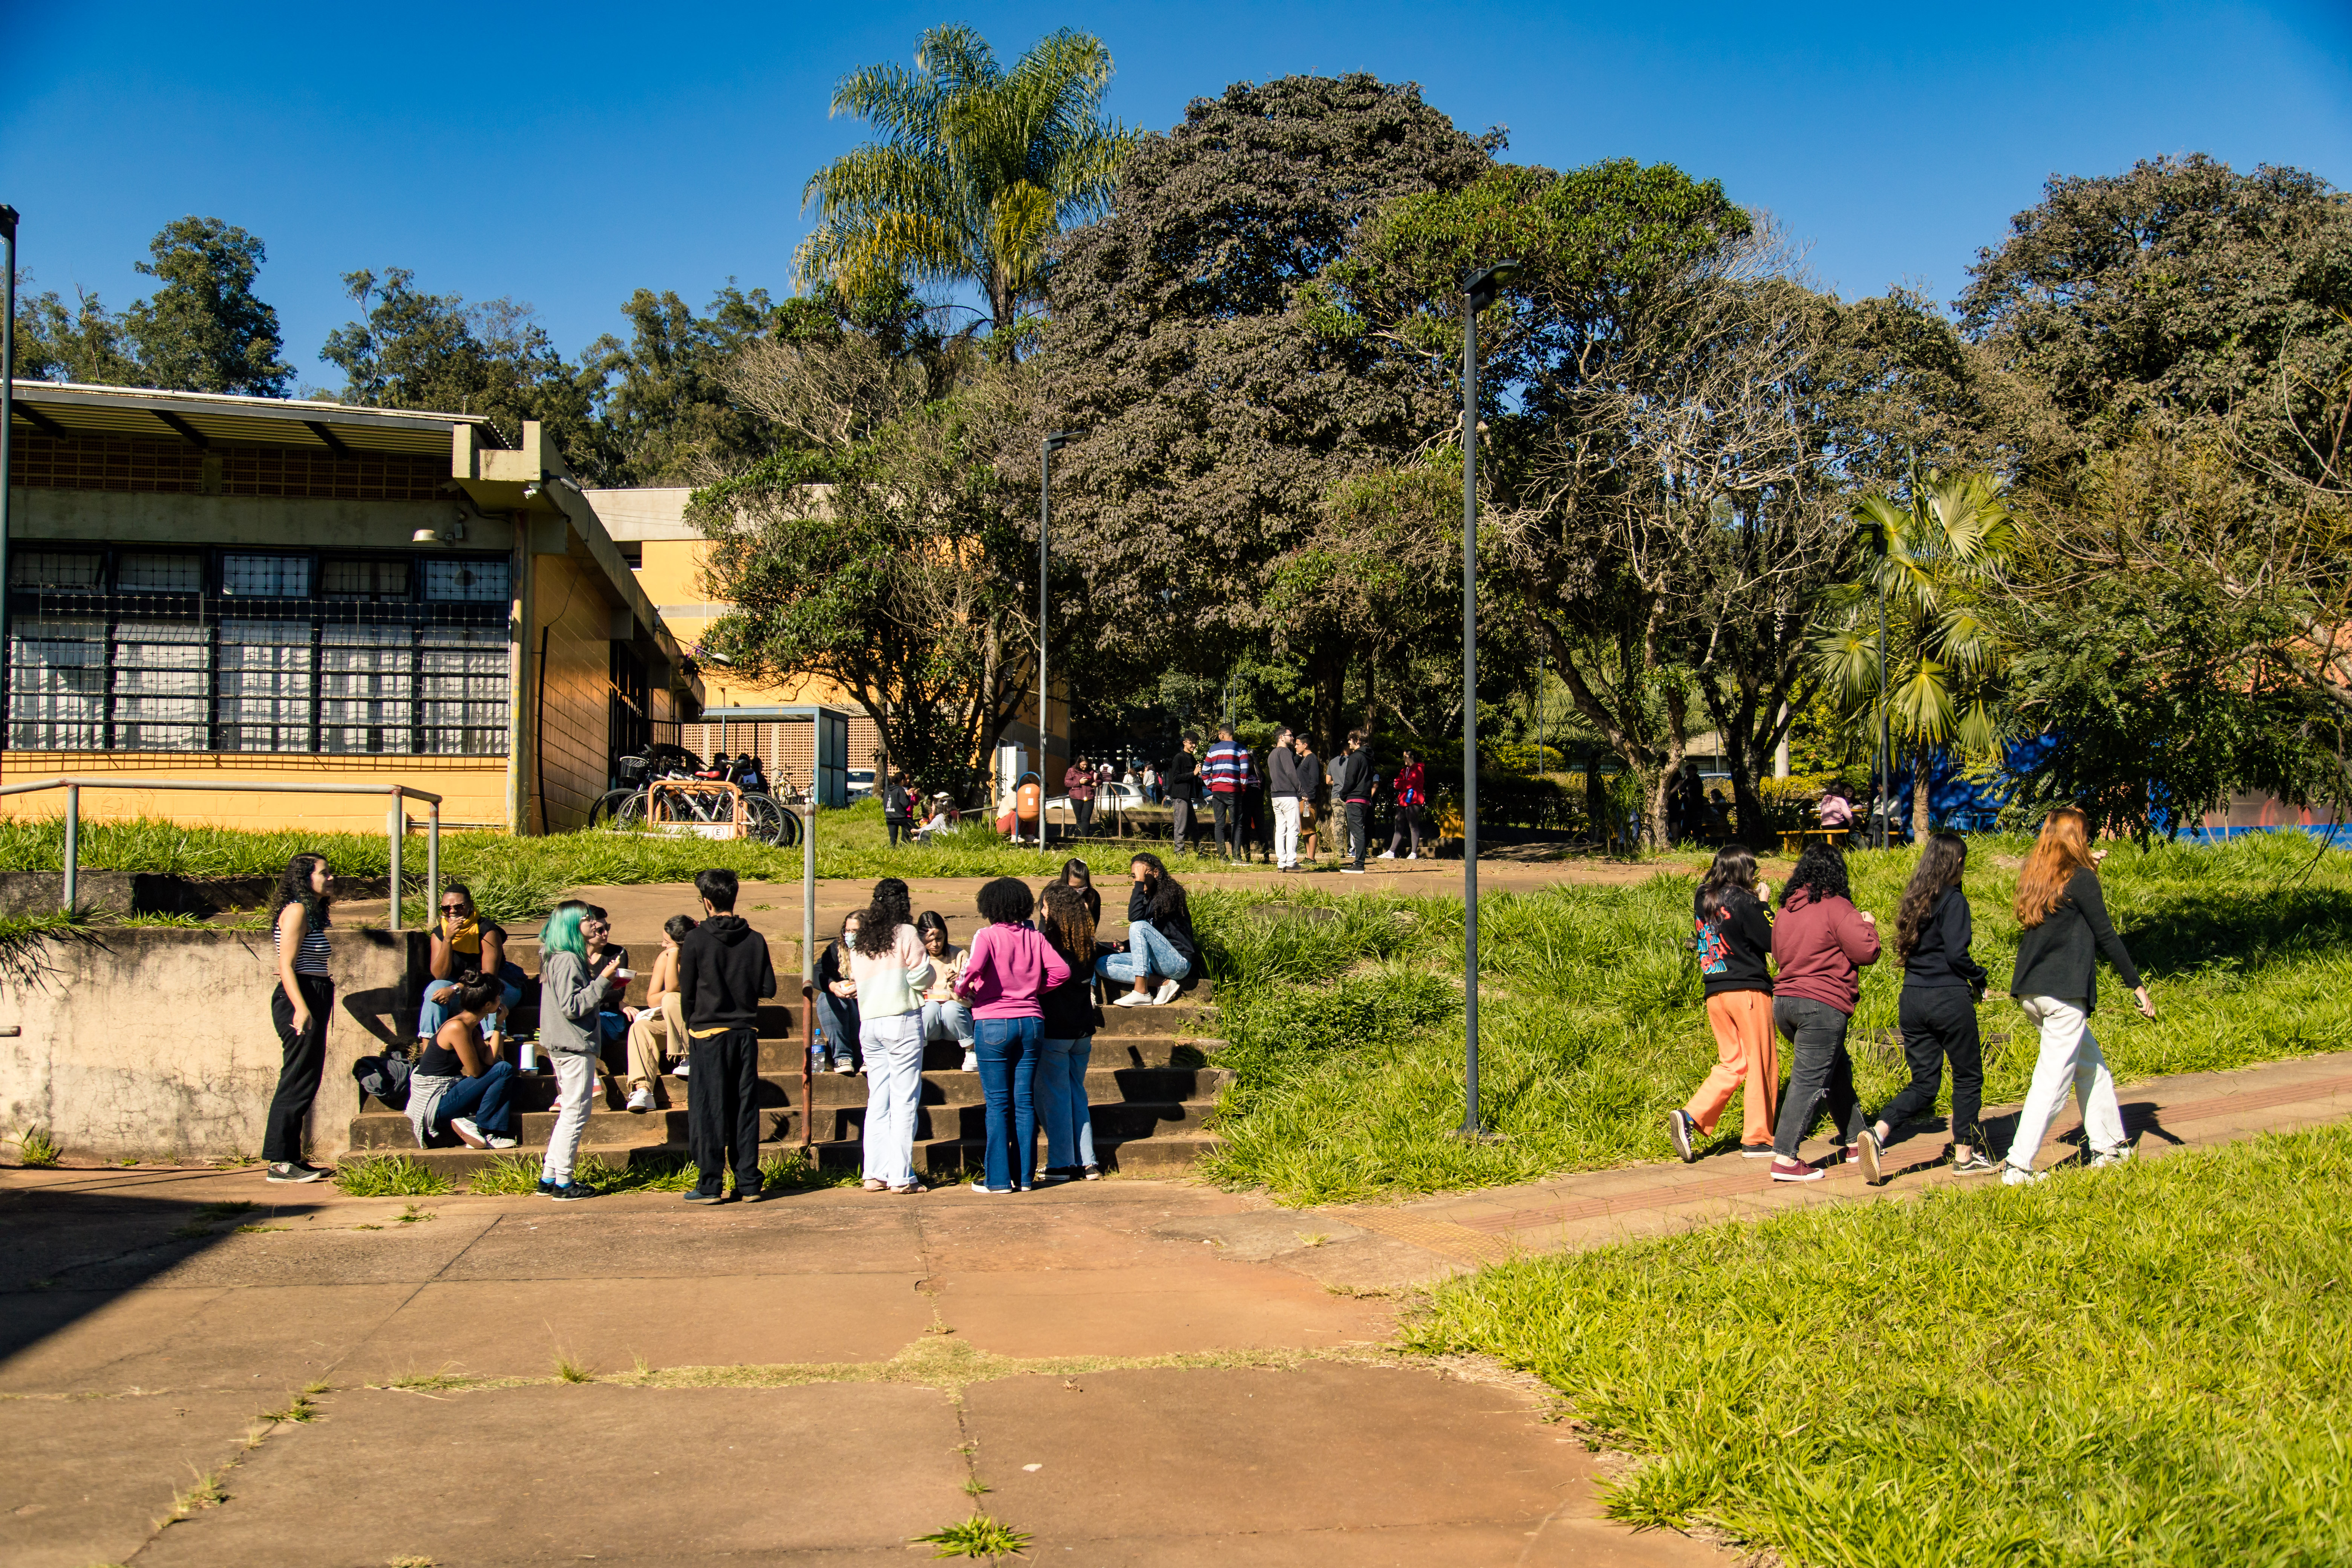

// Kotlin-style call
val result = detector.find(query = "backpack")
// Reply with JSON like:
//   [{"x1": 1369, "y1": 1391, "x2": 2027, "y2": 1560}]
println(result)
[{"x1": 353, "y1": 1047, "x2": 413, "y2": 1110}]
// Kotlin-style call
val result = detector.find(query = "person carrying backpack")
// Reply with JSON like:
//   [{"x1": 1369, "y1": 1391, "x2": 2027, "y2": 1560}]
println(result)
[{"x1": 1380, "y1": 749, "x2": 1429, "y2": 861}]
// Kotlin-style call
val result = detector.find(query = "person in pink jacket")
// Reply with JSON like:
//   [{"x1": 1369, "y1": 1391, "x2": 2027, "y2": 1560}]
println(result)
[
  {"x1": 954, "y1": 877, "x2": 1071, "y2": 1193},
  {"x1": 1765, "y1": 843, "x2": 1880, "y2": 1183}
]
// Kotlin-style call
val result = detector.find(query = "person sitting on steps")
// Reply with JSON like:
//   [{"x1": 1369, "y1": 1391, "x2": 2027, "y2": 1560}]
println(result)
[
  {"x1": 1097, "y1": 852, "x2": 1197, "y2": 1008},
  {"x1": 915, "y1": 911, "x2": 976, "y2": 1073},
  {"x1": 405, "y1": 970, "x2": 521, "y2": 1153},
  {"x1": 812, "y1": 914, "x2": 863, "y2": 1074},
  {"x1": 417, "y1": 882, "x2": 526, "y2": 1050},
  {"x1": 624, "y1": 914, "x2": 695, "y2": 1112}
]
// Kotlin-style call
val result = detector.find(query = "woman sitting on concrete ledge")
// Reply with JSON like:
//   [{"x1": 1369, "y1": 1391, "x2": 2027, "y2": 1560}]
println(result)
[
  {"x1": 406, "y1": 971, "x2": 521, "y2": 1153},
  {"x1": 1098, "y1": 853, "x2": 1196, "y2": 1007}
]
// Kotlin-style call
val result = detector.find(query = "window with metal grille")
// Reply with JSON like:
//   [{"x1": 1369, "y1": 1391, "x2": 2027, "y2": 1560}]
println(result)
[
  {"x1": 9, "y1": 551, "x2": 103, "y2": 592},
  {"x1": 424, "y1": 558, "x2": 510, "y2": 602},
  {"x1": 217, "y1": 621, "x2": 315, "y2": 752},
  {"x1": 420, "y1": 626, "x2": 511, "y2": 754},
  {"x1": 116, "y1": 553, "x2": 204, "y2": 593},
  {"x1": 321, "y1": 623, "x2": 418, "y2": 754},
  {"x1": 7, "y1": 617, "x2": 106, "y2": 749},
  {"x1": 110, "y1": 620, "x2": 210, "y2": 751},
  {"x1": 320, "y1": 559, "x2": 412, "y2": 600},
  {"x1": 222, "y1": 554, "x2": 313, "y2": 597}
]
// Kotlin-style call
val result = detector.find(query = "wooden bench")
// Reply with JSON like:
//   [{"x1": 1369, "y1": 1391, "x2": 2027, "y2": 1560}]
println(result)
[{"x1": 1777, "y1": 826, "x2": 1850, "y2": 856}]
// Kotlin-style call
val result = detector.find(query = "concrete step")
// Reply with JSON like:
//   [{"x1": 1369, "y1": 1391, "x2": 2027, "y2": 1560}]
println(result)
[
  {"x1": 353, "y1": 1129, "x2": 1225, "y2": 1180},
  {"x1": 360, "y1": 1063, "x2": 1230, "y2": 1118}
]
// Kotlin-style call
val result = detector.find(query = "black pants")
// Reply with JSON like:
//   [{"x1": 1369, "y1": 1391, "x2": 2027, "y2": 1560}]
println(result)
[
  {"x1": 689, "y1": 1026, "x2": 764, "y2": 1196},
  {"x1": 1073, "y1": 798, "x2": 1093, "y2": 836},
  {"x1": 1875, "y1": 986, "x2": 1985, "y2": 1147},
  {"x1": 1210, "y1": 792, "x2": 1241, "y2": 857},
  {"x1": 887, "y1": 819, "x2": 908, "y2": 847},
  {"x1": 1772, "y1": 996, "x2": 1864, "y2": 1158},
  {"x1": 1345, "y1": 801, "x2": 1371, "y2": 868},
  {"x1": 1388, "y1": 804, "x2": 1424, "y2": 856},
  {"x1": 265, "y1": 974, "x2": 333, "y2": 1163}
]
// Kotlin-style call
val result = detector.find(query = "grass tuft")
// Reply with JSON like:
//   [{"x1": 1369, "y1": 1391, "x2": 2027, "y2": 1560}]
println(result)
[
  {"x1": 384, "y1": 1366, "x2": 471, "y2": 1392},
  {"x1": 465, "y1": 1152, "x2": 546, "y2": 1195},
  {"x1": 333, "y1": 1158, "x2": 452, "y2": 1198},
  {"x1": 257, "y1": 1391, "x2": 319, "y2": 1424},
  {"x1": 11, "y1": 1125, "x2": 63, "y2": 1167},
  {"x1": 1409, "y1": 1122, "x2": 2352, "y2": 1566},
  {"x1": 552, "y1": 1352, "x2": 593, "y2": 1384},
  {"x1": 914, "y1": 1514, "x2": 1032, "y2": 1560}
]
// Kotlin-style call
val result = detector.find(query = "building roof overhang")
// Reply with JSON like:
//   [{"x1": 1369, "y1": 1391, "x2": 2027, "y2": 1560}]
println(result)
[{"x1": 6, "y1": 380, "x2": 500, "y2": 458}]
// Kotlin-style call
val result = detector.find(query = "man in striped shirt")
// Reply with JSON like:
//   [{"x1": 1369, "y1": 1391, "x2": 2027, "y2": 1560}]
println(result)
[{"x1": 1202, "y1": 725, "x2": 1249, "y2": 861}]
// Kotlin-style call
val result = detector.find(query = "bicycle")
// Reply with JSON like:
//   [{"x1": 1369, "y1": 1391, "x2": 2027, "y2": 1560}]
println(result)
[{"x1": 591, "y1": 748, "x2": 802, "y2": 847}]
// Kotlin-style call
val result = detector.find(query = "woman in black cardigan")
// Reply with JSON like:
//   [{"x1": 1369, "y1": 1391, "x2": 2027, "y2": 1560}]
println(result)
[{"x1": 2003, "y1": 807, "x2": 2156, "y2": 1184}]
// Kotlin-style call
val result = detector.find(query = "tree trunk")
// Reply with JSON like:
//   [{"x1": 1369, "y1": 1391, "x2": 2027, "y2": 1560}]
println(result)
[
  {"x1": 1913, "y1": 740, "x2": 1932, "y2": 843},
  {"x1": 1585, "y1": 750, "x2": 1609, "y2": 845}
]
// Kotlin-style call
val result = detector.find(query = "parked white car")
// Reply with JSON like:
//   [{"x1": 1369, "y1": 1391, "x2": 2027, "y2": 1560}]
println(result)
[{"x1": 847, "y1": 767, "x2": 877, "y2": 801}]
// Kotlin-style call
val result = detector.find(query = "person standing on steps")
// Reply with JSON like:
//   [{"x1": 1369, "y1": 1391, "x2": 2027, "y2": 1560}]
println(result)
[
  {"x1": 675, "y1": 868, "x2": 778, "y2": 1204},
  {"x1": 1292, "y1": 733, "x2": 1326, "y2": 869},
  {"x1": 1667, "y1": 844, "x2": 1779, "y2": 1164},
  {"x1": 916, "y1": 911, "x2": 976, "y2": 1073},
  {"x1": 1380, "y1": 749, "x2": 1429, "y2": 861},
  {"x1": 2001, "y1": 807, "x2": 2155, "y2": 1185},
  {"x1": 1164, "y1": 733, "x2": 1202, "y2": 853},
  {"x1": 1764, "y1": 843, "x2": 1880, "y2": 1184},
  {"x1": 1852, "y1": 833, "x2": 1994, "y2": 1183},
  {"x1": 1332, "y1": 729, "x2": 1376, "y2": 874},
  {"x1": 810, "y1": 914, "x2": 864, "y2": 1075},
  {"x1": 265, "y1": 852, "x2": 337, "y2": 1183},
  {"x1": 534, "y1": 901, "x2": 621, "y2": 1200},
  {"x1": 1266, "y1": 726, "x2": 1305, "y2": 871},
  {"x1": 1036, "y1": 883, "x2": 1104, "y2": 1184},
  {"x1": 580, "y1": 905, "x2": 632, "y2": 1068},
  {"x1": 1064, "y1": 755, "x2": 1098, "y2": 839},
  {"x1": 956, "y1": 878, "x2": 1072, "y2": 1194},
  {"x1": 1202, "y1": 725, "x2": 1248, "y2": 860},
  {"x1": 624, "y1": 915, "x2": 695, "y2": 1112},
  {"x1": 850, "y1": 879, "x2": 935, "y2": 1195},
  {"x1": 405, "y1": 971, "x2": 521, "y2": 1153},
  {"x1": 1098, "y1": 853, "x2": 1198, "y2": 1007}
]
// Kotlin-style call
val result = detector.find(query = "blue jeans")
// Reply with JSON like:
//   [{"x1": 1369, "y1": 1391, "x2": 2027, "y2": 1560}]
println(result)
[
  {"x1": 1095, "y1": 920, "x2": 1192, "y2": 987},
  {"x1": 972, "y1": 1016, "x2": 1040, "y2": 1191},
  {"x1": 813, "y1": 991, "x2": 860, "y2": 1069},
  {"x1": 922, "y1": 998, "x2": 975, "y2": 1047},
  {"x1": 418, "y1": 966, "x2": 525, "y2": 1038},
  {"x1": 431, "y1": 1060, "x2": 517, "y2": 1142},
  {"x1": 1037, "y1": 1035, "x2": 1096, "y2": 1170}
]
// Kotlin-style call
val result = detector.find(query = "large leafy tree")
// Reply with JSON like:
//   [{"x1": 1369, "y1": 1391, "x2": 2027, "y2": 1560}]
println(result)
[
  {"x1": 580, "y1": 283, "x2": 789, "y2": 484},
  {"x1": 1812, "y1": 470, "x2": 2018, "y2": 840},
  {"x1": 1044, "y1": 74, "x2": 1496, "y2": 755},
  {"x1": 797, "y1": 24, "x2": 1133, "y2": 344},
  {"x1": 11, "y1": 217, "x2": 289, "y2": 395},
  {"x1": 320, "y1": 267, "x2": 595, "y2": 457}
]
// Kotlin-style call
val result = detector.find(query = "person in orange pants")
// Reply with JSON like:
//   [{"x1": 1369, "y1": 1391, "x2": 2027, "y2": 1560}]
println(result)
[{"x1": 1669, "y1": 844, "x2": 1779, "y2": 1159}]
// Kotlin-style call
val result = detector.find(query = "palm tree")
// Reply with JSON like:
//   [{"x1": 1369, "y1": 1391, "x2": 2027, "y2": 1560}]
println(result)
[
  {"x1": 796, "y1": 26, "x2": 1134, "y2": 348},
  {"x1": 1813, "y1": 468, "x2": 2018, "y2": 841}
]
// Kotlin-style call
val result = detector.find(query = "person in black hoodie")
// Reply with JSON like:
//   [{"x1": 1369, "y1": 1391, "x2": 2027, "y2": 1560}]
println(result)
[
  {"x1": 2001, "y1": 807, "x2": 2154, "y2": 1185},
  {"x1": 1668, "y1": 843, "x2": 1779, "y2": 1161},
  {"x1": 675, "y1": 867, "x2": 778, "y2": 1202},
  {"x1": 1164, "y1": 734, "x2": 1202, "y2": 853},
  {"x1": 1332, "y1": 729, "x2": 1376, "y2": 874},
  {"x1": 1853, "y1": 833, "x2": 1992, "y2": 1183},
  {"x1": 883, "y1": 770, "x2": 914, "y2": 848}
]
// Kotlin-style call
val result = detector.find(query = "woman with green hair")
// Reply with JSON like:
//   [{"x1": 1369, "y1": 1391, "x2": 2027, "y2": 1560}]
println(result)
[{"x1": 537, "y1": 899, "x2": 622, "y2": 1200}]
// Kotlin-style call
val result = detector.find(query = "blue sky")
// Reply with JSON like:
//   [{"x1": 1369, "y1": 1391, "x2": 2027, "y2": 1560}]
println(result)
[{"x1": 5, "y1": 1, "x2": 2348, "y2": 388}]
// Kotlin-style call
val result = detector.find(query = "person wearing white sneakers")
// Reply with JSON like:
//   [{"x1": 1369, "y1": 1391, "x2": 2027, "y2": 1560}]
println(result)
[
  {"x1": 956, "y1": 878, "x2": 1071, "y2": 1193},
  {"x1": 1266, "y1": 726, "x2": 1305, "y2": 870},
  {"x1": 404, "y1": 971, "x2": 521, "y2": 1155},
  {"x1": 2001, "y1": 808, "x2": 2154, "y2": 1185},
  {"x1": 915, "y1": 911, "x2": 976, "y2": 1073},
  {"x1": 1098, "y1": 853, "x2": 1198, "y2": 1006},
  {"x1": 1380, "y1": 749, "x2": 1429, "y2": 861},
  {"x1": 1762, "y1": 844, "x2": 1880, "y2": 1184},
  {"x1": 1666, "y1": 844, "x2": 1779, "y2": 1165},
  {"x1": 1332, "y1": 729, "x2": 1376, "y2": 873},
  {"x1": 624, "y1": 915, "x2": 695, "y2": 1113},
  {"x1": 534, "y1": 901, "x2": 622, "y2": 1200}
]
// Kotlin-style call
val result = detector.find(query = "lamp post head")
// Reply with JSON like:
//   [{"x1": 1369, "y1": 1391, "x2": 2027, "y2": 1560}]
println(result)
[
  {"x1": 0, "y1": 205, "x2": 17, "y2": 243},
  {"x1": 1463, "y1": 260, "x2": 1522, "y2": 314},
  {"x1": 1043, "y1": 430, "x2": 1079, "y2": 455}
]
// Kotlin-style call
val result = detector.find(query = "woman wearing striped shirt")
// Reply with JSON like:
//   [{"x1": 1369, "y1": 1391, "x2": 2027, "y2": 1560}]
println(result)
[{"x1": 266, "y1": 853, "x2": 336, "y2": 1184}]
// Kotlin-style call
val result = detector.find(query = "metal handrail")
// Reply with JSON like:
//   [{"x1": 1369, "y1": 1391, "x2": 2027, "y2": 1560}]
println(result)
[{"x1": 0, "y1": 776, "x2": 443, "y2": 928}]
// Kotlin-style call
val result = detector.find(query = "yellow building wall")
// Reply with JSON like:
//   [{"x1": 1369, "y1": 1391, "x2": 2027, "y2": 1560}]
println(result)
[
  {"x1": 529, "y1": 551, "x2": 622, "y2": 833},
  {"x1": 0, "y1": 753, "x2": 511, "y2": 835}
]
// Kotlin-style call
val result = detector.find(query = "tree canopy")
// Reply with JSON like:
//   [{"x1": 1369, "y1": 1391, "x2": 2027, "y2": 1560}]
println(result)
[{"x1": 12, "y1": 216, "x2": 291, "y2": 395}]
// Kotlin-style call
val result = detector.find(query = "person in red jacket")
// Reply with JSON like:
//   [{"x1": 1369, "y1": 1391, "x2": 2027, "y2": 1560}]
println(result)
[{"x1": 1765, "y1": 843, "x2": 1880, "y2": 1183}]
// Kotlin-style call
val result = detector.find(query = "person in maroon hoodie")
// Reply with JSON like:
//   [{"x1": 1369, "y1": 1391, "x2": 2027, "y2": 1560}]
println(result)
[{"x1": 1766, "y1": 843, "x2": 1880, "y2": 1183}]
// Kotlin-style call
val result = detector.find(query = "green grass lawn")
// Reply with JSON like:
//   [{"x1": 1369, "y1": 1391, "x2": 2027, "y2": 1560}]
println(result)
[
  {"x1": 1192, "y1": 832, "x2": 2352, "y2": 1204},
  {"x1": 1405, "y1": 1123, "x2": 2352, "y2": 1568},
  {"x1": 0, "y1": 800, "x2": 1270, "y2": 926}
]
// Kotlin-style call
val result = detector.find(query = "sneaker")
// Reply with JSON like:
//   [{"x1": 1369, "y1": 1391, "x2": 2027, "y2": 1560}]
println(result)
[
  {"x1": 1341, "y1": 867, "x2": 1365, "y2": 875},
  {"x1": 672, "y1": 1061, "x2": 690, "y2": 1078},
  {"x1": 1769, "y1": 1157, "x2": 1822, "y2": 1184},
  {"x1": 265, "y1": 1161, "x2": 328, "y2": 1184},
  {"x1": 681, "y1": 1188, "x2": 729, "y2": 1203},
  {"x1": 536, "y1": 1177, "x2": 557, "y2": 1197},
  {"x1": 967, "y1": 1182, "x2": 1014, "y2": 1194},
  {"x1": 1949, "y1": 1148, "x2": 1999, "y2": 1176},
  {"x1": 627, "y1": 1088, "x2": 654, "y2": 1113},
  {"x1": 1037, "y1": 1168, "x2": 1077, "y2": 1185},
  {"x1": 1667, "y1": 1109, "x2": 1697, "y2": 1164},
  {"x1": 1378, "y1": 851, "x2": 1396, "y2": 861},
  {"x1": 549, "y1": 1182, "x2": 595, "y2": 1201},
  {"x1": 2000, "y1": 1162, "x2": 2047, "y2": 1187},
  {"x1": 1406, "y1": 852, "x2": 1419, "y2": 861},
  {"x1": 448, "y1": 1118, "x2": 488, "y2": 1149},
  {"x1": 834, "y1": 1061, "x2": 857, "y2": 1075},
  {"x1": 1152, "y1": 979, "x2": 1181, "y2": 1006},
  {"x1": 1113, "y1": 991, "x2": 1152, "y2": 1007},
  {"x1": 485, "y1": 1135, "x2": 519, "y2": 1150},
  {"x1": 1739, "y1": 1145, "x2": 1778, "y2": 1159},
  {"x1": 960, "y1": 1051, "x2": 979, "y2": 1072},
  {"x1": 1854, "y1": 1129, "x2": 1884, "y2": 1185},
  {"x1": 2087, "y1": 1145, "x2": 2133, "y2": 1170},
  {"x1": 1081, "y1": 1164, "x2": 1102, "y2": 1181},
  {"x1": 863, "y1": 1178, "x2": 888, "y2": 1191}
]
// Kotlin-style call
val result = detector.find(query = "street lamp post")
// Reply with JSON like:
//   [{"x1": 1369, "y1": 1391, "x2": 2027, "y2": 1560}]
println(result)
[
  {"x1": 1457, "y1": 260, "x2": 1519, "y2": 1142},
  {"x1": 1874, "y1": 547, "x2": 1890, "y2": 850},
  {"x1": 1039, "y1": 431, "x2": 1074, "y2": 848},
  {"x1": 1, "y1": 205, "x2": 18, "y2": 696}
]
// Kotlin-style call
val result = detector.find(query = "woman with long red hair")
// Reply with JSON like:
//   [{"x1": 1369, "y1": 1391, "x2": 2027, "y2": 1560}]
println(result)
[{"x1": 2003, "y1": 807, "x2": 2156, "y2": 1184}]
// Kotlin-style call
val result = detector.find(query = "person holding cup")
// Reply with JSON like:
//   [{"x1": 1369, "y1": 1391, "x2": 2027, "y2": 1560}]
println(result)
[{"x1": 536, "y1": 900, "x2": 622, "y2": 1199}]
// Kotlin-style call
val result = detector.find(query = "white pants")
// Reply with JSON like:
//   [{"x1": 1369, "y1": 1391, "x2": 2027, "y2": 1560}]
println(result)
[
  {"x1": 543, "y1": 1050, "x2": 598, "y2": 1186},
  {"x1": 859, "y1": 1012, "x2": 927, "y2": 1187},
  {"x1": 2008, "y1": 996, "x2": 2128, "y2": 1169},
  {"x1": 1272, "y1": 796, "x2": 1302, "y2": 868}
]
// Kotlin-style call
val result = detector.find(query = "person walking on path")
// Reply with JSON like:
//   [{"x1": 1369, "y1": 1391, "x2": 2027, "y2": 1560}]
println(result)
[
  {"x1": 1332, "y1": 729, "x2": 1376, "y2": 874},
  {"x1": 1065, "y1": 756, "x2": 1098, "y2": 838},
  {"x1": 1764, "y1": 843, "x2": 1880, "y2": 1183},
  {"x1": 1098, "y1": 852, "x2": 1199, "y2": 1006},
  {"x1": 1266, "y1": 726, "x2": 1305, "y2": 870},
  {"x1": 916, "y1": 911, "x2": 976, "y2": 1072},
  {"x1": 850, "y1": 878, "x2": 936, "y2": 1194},
  {"x1": 1202, "y1": 725, "x2": 1249, "y2": 859},
  {"x1": 1852, "y1": 833, "x2": 1996, "y2": 1182},
  {"x1": 1668, "y1": 844, "x2": 1779, "y2": 1163},
  {"x1": 1164, "y1": 734, "x2": 1202, "y2": 852},
  {"x1": 1379, "y1": 749, "x2": 1429, "y2": 861},
  {"x1": 405, "y1": 971, "x2": 520, "y2": 1153},
  {"x1": 883, "y1": 769, "x2": 915, "y2": 848},
  {"x1": 675, "y1": 868, "x2": 777, "y2": 1204},
  {"x1": 1036, "y1": 883, "x2": 1104, "y2": 1183},
  {"x1": 2002, "y1": 807, "x2": 2156, "y2": 1185},
  {"x1": 625, "y1": 914, "x2": 695, "y2": 1112},
  {"x1": 534, "y1": 900, "x2": 621, "y2": 1200},
  {"x1": 1141, "y1": 763, "x2": 1159, "y2": 804},
  {"x1": 955, "y1": 877, "x2": 1071, "y2": 1194},
  {"x1": 1292, "y1": 733, "x2": 1326, "y2": 868},
  {"x1": 265, "y1": 852, "x2": 337, "y2": 1183}
]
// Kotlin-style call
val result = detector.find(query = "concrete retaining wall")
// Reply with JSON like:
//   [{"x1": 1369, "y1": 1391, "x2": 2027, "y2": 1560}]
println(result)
[{"x1": 0, "y1": 927, "x2": 424, "y2": 1165}]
